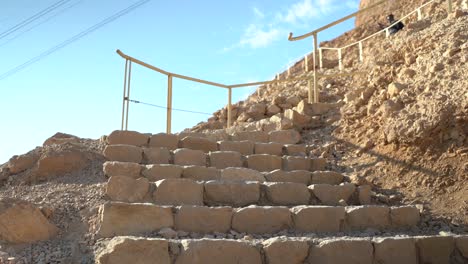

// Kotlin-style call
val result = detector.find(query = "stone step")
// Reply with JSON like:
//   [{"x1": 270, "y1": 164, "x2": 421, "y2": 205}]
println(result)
[
  {"x1": 96, "y1": 235, "x2": 468, "y2": 264},
  {"x1": 103, "y1": 145, "x2": 327, "y2": 171},
  {"x1": 103, "y1": 161, "x2": 339, "y2": 185},
  {"x1": 106, "y1": 129, "x2": 304, "y2": 150},
  {"x1": 96, "y1": 202, "x2": 420, "y2": 238},
  {"x1": 105, "y1": 177, "x2": 369, "y2": 206}
]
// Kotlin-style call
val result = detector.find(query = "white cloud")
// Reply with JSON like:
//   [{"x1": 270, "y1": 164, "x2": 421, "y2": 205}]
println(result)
[
  {"x1": 277, "y1": 0, "x2": 343, "y2": 24},
  {"x1": 253, "y1": 7, "x2": 265, "y2": 19},
  {"x1": 239, "y1": 24, "x2": 282, "y2": 48}
]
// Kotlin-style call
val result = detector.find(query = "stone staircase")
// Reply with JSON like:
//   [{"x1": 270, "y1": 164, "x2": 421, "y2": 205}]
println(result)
[{"x1": 95, "y1": 130, "x2": 468, "y2": 264}]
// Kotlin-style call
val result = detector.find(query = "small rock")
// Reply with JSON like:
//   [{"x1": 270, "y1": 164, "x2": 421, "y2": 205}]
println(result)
[
  {"x1": 158, "y1": 227, "x2": 177, "y2": 239},
  {"x1": 430, "y1": 63, "x2": 444, "y2": 72}
]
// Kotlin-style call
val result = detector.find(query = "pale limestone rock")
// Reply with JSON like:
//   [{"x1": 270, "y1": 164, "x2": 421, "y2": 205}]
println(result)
[
  {"x1": 107, "y1": 130, "x2": 149, "y2": 147},
  {"x1": 254, "y1": 142, "x2": 283, "y2": 156},
  {"x1": 218, "y1": 140, "x2": 254, "y2": 155},
  {"x1": 209, "y1": 151, "x2": 243, "y2": 169},
  {"x1": 106, "y1": 176, "x2": 149, "y2": 203},
  {"x1": 269, "y1": 130, "x2": 301, "y2": 144},
  {"x1": 175, "y1": 239, "x2": 262, "y2": 264},
  {"x1": 179, "y1": 136, "x2": 218, "y2": 153},
  {"x1": 264, "y1": 169, "x2": 310, "y2": 185},
  {"x1": 175, "y1": 206, "x2": 232, "y2": 233},
  {"x1": 345, "y1": 206, "x2": 390, "y2": 230},
  {"x1": 36, "y1": 149, "x2": 89, "y2": 178},
  {"x1": 103, "y1": 161, "x2": 141, "y2": 179},
  {"x1": 97, "y1": 202, "x2": 173, "y2": 237},
  {"x1": 263, "y1": 237, "x2": 309, "y2": 264},
  {"x1": 204, "y1": 181, "x2": 260, "y2": 206},
  {"x1": 283, "y1": 144, "x2": 307, "y2": 156},
  {"x1": 456, "y1": 236, "x2": 468, "y2": 258},
  {"x1": 97, "y1": 237, "x2": 170, "y2": 264},
  {"x1": 232, "y1": 131, "x2": 269, "y2": 143},
  {"x1": 0, "y1": 200, "x2": 59, "y2": 243},
  {"x1": 142, "y1": 164, "x2": 183, "y2": 181},
  {"x1": 310, "y1": 158, "x2": 327, "y2": 171},
  {"x1": 182, "y1": 166, "x2": 220, "y2": 181},
  {"x1": 416, "y1": 236, "x2": 454, "y2": 264},
  {"x1": 264, "y1": 182, "x2": 310, "y2": 205},
  {"x1": 153, "y1": 179, "x2": 203, "y2": 206},
  {"x1": 308, "y1": 239, "x2": 373, "y2": 264},
  {"x1": 173, "y1": 148, "x2": 206, "y2": 166},
  {"x1": 142, "y1": 147, "x2": 170, "y2": 164},
  {"x1": 104, "y1": 145, "x2": 143, "y2": 163},
  {"x1": 292, "y1": 206, "x2": 345, "y2": 232},
  {"x1": 246, "y1": 154, "x2": 282, "y2": 172},
  {"x1": 221, "y1": 167, "x2": 265, "y2": 182},
  {"x1": 373, "y1": 237, "x2": 417, "y2": 264},
  {"x1": 149, "y1": 133, "x2": 179, "y2": 150},
  {"x1": 310, "y1": 183, "x2": 355, "y2": 205},
  {"x1": 232, "y1": 206, "x2": 292, "y2": 234},
  {"x1": 358, "y1": 185, "x2": 372, "y2": 205},
  {"x1": 283, "y1": 156, "x2": 310, "y2": 171},
  {"x1": 390, "y1": 206, "x2": 420, "y2": 227},
  {"x1": 311, "y1": 171, "x2": 344, "y2": 185}
]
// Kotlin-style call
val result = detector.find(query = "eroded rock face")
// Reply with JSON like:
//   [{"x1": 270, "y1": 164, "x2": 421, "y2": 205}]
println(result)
[
  {"x1": 35, "y1": 148, "x2": 89, "y2": 180},
  {"x1": 0, "y1": 200, "x2": 59, "y2": 243}
]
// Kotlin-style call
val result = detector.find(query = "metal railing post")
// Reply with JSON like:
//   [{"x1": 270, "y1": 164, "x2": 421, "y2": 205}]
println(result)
[
  {"x1": 358, "y1": 42, "x2": 363, "y2": 62},
  {"x1": 312, "y1": 32, "x2": 319, "y2": 103},
  {"x1": 338, "y1": 48, "x2": 343, "y2": 71},
  {"x1": 319, "y1": 48, "x2": 323, "y2": 69},
  {"x1": 417, "y1": 8, "x2": 422, "y2": 20},
  {"x1": 125, "y1": 61, "x2": 132, "y2": 130},
  {"x1": 385, "y1": 28, "x2": 390, "y2": 38},
  {"x1": 121, "y1": 59, "x2": 129, "y2": 130},
  {"x1": 304, "y1": 55, "x2": 309, "y2": 72},
  {"x1": 227, "y1": 87, "x2": 232, "y2": 128},
  {"x1": 448, "y1": 0, "x2": 452, "y2": 13},
  {"x1": 167, "y1": 75, "x2": 173, "y2": 134}
]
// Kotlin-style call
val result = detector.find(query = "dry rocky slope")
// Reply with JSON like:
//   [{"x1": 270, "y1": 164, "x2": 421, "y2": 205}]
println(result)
[{"x1": 0, "y1": 0, "x2": 467, "y2": 264}]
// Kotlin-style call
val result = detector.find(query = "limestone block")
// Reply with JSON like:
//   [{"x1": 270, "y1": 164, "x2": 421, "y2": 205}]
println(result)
[
  {"x1": 232, "y1": 131, "x2": 268, "y2": 143},
  {"x1": 204, "y1": 130, "x2": 230, "y2": 142},
  {"x1": 209, "y1": 151, "x2": 243, "y2": 169},
  {"x1": 97, "y1": 202, "x2": 173, "y2": 237},
  {"x1": 311, "y1": 171, "x2": 344, "y2": 185},
  {"x1": 345, "y1": 206, "x2": 390, "y2": 230},
  {"x1": 97, "y1": 237, "x2": 170, "y2": 264},
  {"x1": 153, "y1": 179, "x2": 203, "y2": 206},
  {"x1": 254, "y1": 142, "x2": 283, "y2": 156},
  {"x1": 308, "y1": 239, "x2": 373, "y2": 264},
  {"x1": 264, "y1": 182, "x2": 310, "y2": 205},
  {"x1": 103, "y1": 161, "x2": 141, "y2": 179},
  {"x1": 264, "y1": 170, "x2": 310, "y2": 185},
  {"x1": 416, "y1": 236, "x2": 454, "y2": 264},
  {"x1": 142, "y1": 164, "x2": 183, "y2": 181},
  {"x1": 179, "y1": 136, "x2": 218, "y2": 153},
  {"x1": 104, "y1": 145, "x2": 143, "y2": 163},
  {"x1": 204, "y1": 181, "x2": 260, "y2": 206},
  {"x1": 456, "y1": 236, "x2": 468, "y2": 258},
  {"x1": 390, "y1": 206, "x2": 420, "y2": 227},
  {"x1": 218, "y1": 140, "x2": 254, "y2": 155},
  {"x1": 143, "y1": 147, "x2": 170, "y2": 164},
  {"x1": 175, "y1": 206, "x2": 232, "y2": 233},
  {"x1": 149, "y1": 133, "x2": 179, "y2": 150},
  {"x1": 263, "y1": 237, "x2": 309, "y2": 264},
  {"x1": 358, "y1": 185, "x2": 372, "y2": 205},
  {"x1": 232, "y1": 206, "x2": 292, "y2": 234},
  {"x1": 283, "y1": 109, "x2": 312, "y2": 129},
  {"x1": 221, "y1": 167, "x2": 265, "y2": 182},
  {"x1": 292, "y1": 206, "x2": 345, "y2": 232},
  {"x1": 175, "y1": 239, "x2": 262, "y2": 264},
  {"x1": 310, "y1": 158, "x2": 327, "y2": 171},
  {"x1": 283, "y1": 144, "x2": 307, "y2": 156},
  {"x1": 0, "y1": 200, "x2": 59, "y2": 243},
  {"x1": 246, "y1": 154, "x2": 282, "y2": 172},
  {"x1": 106, "y1": 176, "x2": 149, "y2": 203},
  {"x1": 182, "y1": 165, "x2": 220, "y2": 181},
  {"x1": 173, "y1": 148, "x2": 206, "y2": 166},
  {"x1": 178, "y1": 132, "x2": 207, "y2": 139},
  {"x1": 283, "y1": 156, "x2": 310, "y2": 171},
  {"x1": 310, "y1": 183, "x2": 356, "y2": 205},
  {"x1": 107, "y1": 130, "x2": 149, "y2": 147},
  {"x1": 373, "y1": 237, "x2": 417, "y2": 264},
  {"x1": 268, "y1": 130, "x2": 301, "y2": 144}
]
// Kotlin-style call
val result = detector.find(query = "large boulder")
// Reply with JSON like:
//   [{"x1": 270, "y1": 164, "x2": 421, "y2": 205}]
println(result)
[
  {"x1": 35, "y1": 148, "x2": 89, "y2": 180},
  {"x1": 7, "y1": 151, "x2": 40, "y2": 174},
  {"x1": 0, "y1": 200, "x2": 59, "y2": 243}
]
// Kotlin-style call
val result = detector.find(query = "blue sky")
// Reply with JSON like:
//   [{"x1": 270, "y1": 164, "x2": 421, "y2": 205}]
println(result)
[{"x1": 0, "y1": 0, "x2": 359, "y2": 163}]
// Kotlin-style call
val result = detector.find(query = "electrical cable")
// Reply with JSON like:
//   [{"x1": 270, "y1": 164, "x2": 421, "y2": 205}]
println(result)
[{"x1": 129, "y1": 99, "x2": 212, "y2": 115}]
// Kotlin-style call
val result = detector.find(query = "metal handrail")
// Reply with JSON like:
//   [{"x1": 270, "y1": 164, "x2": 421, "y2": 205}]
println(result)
[{"x1": 116, "y1": 49, "x2": 365, "y2": 133}]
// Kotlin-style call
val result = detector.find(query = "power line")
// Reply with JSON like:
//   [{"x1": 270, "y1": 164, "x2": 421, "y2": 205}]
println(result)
[
  {"x1": 129, "y1": 99, "x2": 212, "y2": 115},
  {"x1": 0, "y1": 0, "x2": 84, "y2": 48},
  {"x1": 0, "y1": 0, "x2": 73, "y2": 40},
  {"x1": 0, "y1": 0, "x2": 151, "y2": 81}
]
